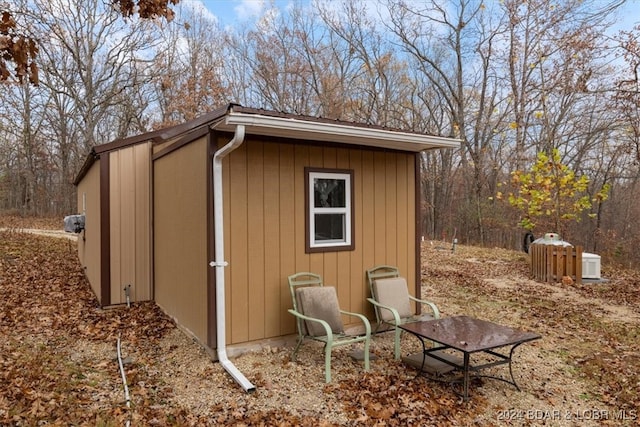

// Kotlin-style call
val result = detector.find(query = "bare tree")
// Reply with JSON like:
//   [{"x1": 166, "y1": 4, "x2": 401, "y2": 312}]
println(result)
[
  {"x1": 35, "y1": 0, "x2": 160, "y2": 150},
  {"x1": 224, "y1": 3, "x2": 325, "y2": 115},
  {"x1": 151, "y1": 2, "x2": 229, "y2": 128},
  {"x1": 384, "y1": 0, "x2": 506, "y2": 244},
  {"x1": 383, "y1": 0, "x2": 624, "y2": 246},
  {"x1": 1, "y1": 0, "x2": 180, "y2": 84},
  {"x1": 615, "y1": 24, "x2": 640, "y2": 162},
  {"x1": 0, "y1": 81, "x2": 50, "y2": 215},
  {"x1": 0, "y1": 0, "x2": 162, "y2": 215},
  {"x1": 316, "y1": 0, "x2": 418, "y2": 126}
]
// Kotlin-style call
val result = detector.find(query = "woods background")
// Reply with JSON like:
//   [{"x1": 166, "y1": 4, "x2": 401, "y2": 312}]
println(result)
[{"x1": 1, "y1": 0, "x2": 639, "y2": 266}]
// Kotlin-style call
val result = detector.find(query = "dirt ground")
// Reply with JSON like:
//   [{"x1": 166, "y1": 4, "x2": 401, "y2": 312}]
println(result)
[{"x1": 1, "y1": 217, "x2": 639, "y2": 426}]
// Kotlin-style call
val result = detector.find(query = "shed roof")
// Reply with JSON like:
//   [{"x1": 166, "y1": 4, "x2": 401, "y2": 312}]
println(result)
[
  {"x1": 218, "y1": 105, "x2": 460, "y2": 152},
  {"x1": 74, "y1": 103, "x2": 460, "y2": 184}
]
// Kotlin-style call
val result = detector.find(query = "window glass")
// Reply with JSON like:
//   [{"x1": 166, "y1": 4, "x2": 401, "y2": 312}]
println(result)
[
  {"x1": 314, "y1": 179, "x2": 346, "y2": 208},
  {"x1": 314, "y1": 213, "x2": 346, "y2": 242}
]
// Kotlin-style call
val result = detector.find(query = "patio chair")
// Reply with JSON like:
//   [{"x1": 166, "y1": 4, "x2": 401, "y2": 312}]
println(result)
[
  {"x1": 366, "y1": 265, "x2": 440, "y2": 360},
  {"x1": 287, "y1": 272, "x2": 371, "y2": 383}
]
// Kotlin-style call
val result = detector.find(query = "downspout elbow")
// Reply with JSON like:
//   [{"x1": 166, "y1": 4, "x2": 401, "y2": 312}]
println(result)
[{"x1": 213, "y1": 124, "x2": 245, "y2": 164}]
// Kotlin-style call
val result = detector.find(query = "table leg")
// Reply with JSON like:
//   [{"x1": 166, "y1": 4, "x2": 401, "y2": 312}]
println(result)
[
  {"x1": 463, "y1": 352, "x2": 470, "y2": 401},
  {"x1": 508, "y1": 343, "x2": 524, "y2": 391},
  {"x1": 417, "y1": 336, "x2": 427, "y2": 378}
]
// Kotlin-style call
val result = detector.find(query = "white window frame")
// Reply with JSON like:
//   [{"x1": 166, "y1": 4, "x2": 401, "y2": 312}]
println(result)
[{"x1": 306, "y1": 169, "x2": 354, "y2": 252}]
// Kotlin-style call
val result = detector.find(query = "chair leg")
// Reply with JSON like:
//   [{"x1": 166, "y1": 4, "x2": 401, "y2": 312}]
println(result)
[
  {"x1": 373, "y1": 320, "x2": 384, "y2": 334},
  {"x1": 394, "y1": 327, "x2": 402, "y2": 360},
  {"x1": 292, "y1": 336, "x2": 303, "y2": 361},
  {"x1": 324, "y1": 344, "x2": 332, "y2": 383},
  {"x1": 363, "y1": 339, "x2": 370, "y2": 372}
]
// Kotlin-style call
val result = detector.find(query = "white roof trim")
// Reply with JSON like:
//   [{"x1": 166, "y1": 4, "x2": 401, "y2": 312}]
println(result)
[{"x1": 212, "y1": 111, "x2": 460, "y2": 152}]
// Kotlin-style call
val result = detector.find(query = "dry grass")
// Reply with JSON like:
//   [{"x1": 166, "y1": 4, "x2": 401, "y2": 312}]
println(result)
[{"x1": 422, "y1": 243, "x2": 640, "y2": 425}]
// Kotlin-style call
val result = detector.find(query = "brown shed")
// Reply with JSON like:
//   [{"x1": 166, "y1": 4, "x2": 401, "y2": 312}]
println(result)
[{"x1": 73, "y1": 104, "x2": 459, "y2": 390}]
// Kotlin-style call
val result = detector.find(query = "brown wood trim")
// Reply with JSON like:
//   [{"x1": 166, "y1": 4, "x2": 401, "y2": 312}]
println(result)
[
  {"x1": 305, "y1": 167, "x2": 310, "y2": 252},
  {"x1": 95, "y1": 134, "x2": 157, "y2": 155},
  {"x1": 207, "y1": 130, "x2": 217, "y2": 349},
  {"x1": 414, "y1": 153, "x2": 422, "y2": 313},
  {"x1": 96, "y1": 105, "x2": 231, "y2": 156},
  {"x1": 152, "y1": 126, "x2": 213, "y2": 161},
  {"x1": 73, "y1": 149, "x2": 98, "y2": 185},
  {"x1": 304, "y1": 167, "x2": 355, "y2": 254},
  {"x1": 149, "y1": 146, "x2": 155, "y2": 302},
  {"x1": 100, "y1": 154, "x2": 111, "y2": 306},
  {"x1": 76, "y1": 106, "x2": 232, "y2": 185}
]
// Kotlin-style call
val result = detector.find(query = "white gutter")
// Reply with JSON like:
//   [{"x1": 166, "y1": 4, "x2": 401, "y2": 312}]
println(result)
[
  {"x1": 209, "y1": 124, "x2": 256, "y2": 393},
  {"x1": 218, "y1": 112, "x2": 461, "y2": 152}
]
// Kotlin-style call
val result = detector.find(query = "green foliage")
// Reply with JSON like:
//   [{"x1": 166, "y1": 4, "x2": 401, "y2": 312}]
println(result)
[{"x1": 507, "y1": 149, "x2": 609, "y2": 236}]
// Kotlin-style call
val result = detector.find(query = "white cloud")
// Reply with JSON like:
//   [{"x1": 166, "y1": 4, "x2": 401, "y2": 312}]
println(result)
[
  {"x1": 234, "y1": 0, "x2": 267, "y2": 21},
  {"x1": 179, "y1": 0, "x2": 220, "y2": 24}
]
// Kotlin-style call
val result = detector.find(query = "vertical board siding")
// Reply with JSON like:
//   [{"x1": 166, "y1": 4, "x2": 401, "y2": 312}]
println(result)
[
  {"x1": 108, "y1": 143, "x2": 152, "y2": 305},
  {"x1": 247, "y1": 142, "x2": 265, "y2": 341},
  {"x1": 263, "y1": 143, "x2": 281, "y2": 337},
  {"x1": 120, "y1": 149, "x2": 135, "y2": 302},
  {"x1": 373, "y1": 152, "x2": 387, "y2": 265},
  {"x1": 154, "y1": 138, "x2": 208, "y2": 342},
  {"x1": 307, "y1": 145, "x2": 324, "y2": 276},
  {"x1": 228, "y1": 143, "x2": 250, "y2": 344},
  {"x1": 360, "y1": 150, "x2": 376, "y2": 301},
  {"x1": 76, "y1": 161, "x2": 102, "y2": 301},
  {"x1": 407, "y1": 157, "x2": 416, "y2": 283},
  {"x1": 335, "y1": 147, "x2": 352, "y2": 312},
  {"x1": 293, "y1": 145, "x2": 310, "y2": 274},
  {"x1": 348, "y1": 149, "x2": 368, "y2": 317},
  {"x1": 396, "y1": 155, "x2": 409, "y2": 273},
  {"x1": 385, "y1": 153, "x2": 398, "y2": 266},
  {"x1": 279, "y1": 143, "x2": 296, "y2": 333},
  {"x1": 134, "y1": 143, "x2": 151, "y2": 301},
  {"x1": 225, "y1": 139, "x2": 417, "y2": 345},
  {"x1": 109, "y1": 153, "x2": 122, "y2": 304}
]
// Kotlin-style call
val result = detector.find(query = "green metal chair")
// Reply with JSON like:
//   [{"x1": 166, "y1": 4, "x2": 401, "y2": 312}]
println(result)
[
  {"x1": 366, "y1": 265, "x2": 440, "y2": 360},
  {"x1": 287, "y1": 272, "x2": 371, "y2": 383}
]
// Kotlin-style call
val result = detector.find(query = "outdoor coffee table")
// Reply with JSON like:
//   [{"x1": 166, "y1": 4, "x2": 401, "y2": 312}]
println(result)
[{"x1": 398, "y1": 315, "x2": 541, "y2": 401}]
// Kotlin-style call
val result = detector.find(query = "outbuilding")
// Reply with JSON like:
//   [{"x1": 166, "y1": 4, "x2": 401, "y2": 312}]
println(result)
[{"x1": 73, "y1": 103, "x2": 459, "y2": 389}]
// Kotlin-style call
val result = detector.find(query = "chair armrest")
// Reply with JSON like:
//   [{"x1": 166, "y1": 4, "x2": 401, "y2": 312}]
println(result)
[
  {"x1": 408, "y1": 295, "x2": 440, "y2": 319},
  {"x1": 339, "y1": 309, "x2": 372, "y2": 337},
  {"x1": 287, "y1": 309, "x2": 333, "y2": 339},
  {"x1": 366, "y1": 298, "x2": 402, "y2": 326}
]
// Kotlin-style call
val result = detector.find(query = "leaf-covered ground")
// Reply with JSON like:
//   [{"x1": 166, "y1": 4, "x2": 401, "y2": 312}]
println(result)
[
  {"x1": 421, "y1": 244, "x2": 640, "y2": 424},
  {"x1": 0, "y1": 230, "x2": 178, "y2": 425},
  {"x1": 1, "y1": 217, "x2": 639, "y2": 426}
]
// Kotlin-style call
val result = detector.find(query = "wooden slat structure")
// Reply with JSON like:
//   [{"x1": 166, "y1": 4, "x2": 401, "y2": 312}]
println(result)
[{"x1": 530, "y1": 244, "x2": 582, "y2": 284}]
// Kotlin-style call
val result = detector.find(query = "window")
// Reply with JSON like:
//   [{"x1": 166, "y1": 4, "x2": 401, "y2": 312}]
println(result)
[{"x1": 305, "y1": 168, "x2": 354, "y2": 252}]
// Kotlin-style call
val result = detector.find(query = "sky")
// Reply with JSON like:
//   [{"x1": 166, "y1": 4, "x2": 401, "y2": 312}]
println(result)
[
  {"x1": 181, "y1": 0, "x2": 301, "y2": 25},
  {"x1": 182, "y1": 0, "x2": 639, "y2": 33}
]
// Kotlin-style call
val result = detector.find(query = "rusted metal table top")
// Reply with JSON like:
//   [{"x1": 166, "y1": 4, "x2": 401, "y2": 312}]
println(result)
[{"x1": 399, "y1": 315, "x2": 541, "y2": 353}]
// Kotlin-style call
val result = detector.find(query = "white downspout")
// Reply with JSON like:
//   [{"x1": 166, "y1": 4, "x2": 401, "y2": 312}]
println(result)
[{"x1": 209, "y1": 124, "x2": 256, "y2": 393}]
